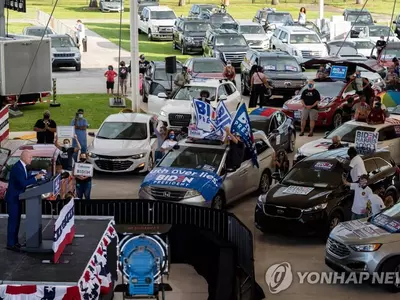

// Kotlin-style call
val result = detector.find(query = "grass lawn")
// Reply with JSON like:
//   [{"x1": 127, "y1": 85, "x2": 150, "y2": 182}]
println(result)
[
  {"x1": 10, "y1": 94, "x2": 132, "y2": 131},
  {"x1": 6, "y1": 23, "x2": 32, "y2": 34}
]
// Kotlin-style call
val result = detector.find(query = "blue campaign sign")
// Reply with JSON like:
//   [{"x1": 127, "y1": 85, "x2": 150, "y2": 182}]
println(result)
[
  {"x1": 141, "y1": 167, "x2": 223, "y2": 202},
  {"x1": 53, "y1": 174, "x2": 61, "y2": 196},
  {"x1": 329, "y1": 65, "x2": 348, "y2": 79}
]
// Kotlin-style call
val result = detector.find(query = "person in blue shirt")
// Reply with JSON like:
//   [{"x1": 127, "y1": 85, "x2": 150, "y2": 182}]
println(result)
[{"x1": 71, "y1": 108, "x2": 88, "y2": 160}]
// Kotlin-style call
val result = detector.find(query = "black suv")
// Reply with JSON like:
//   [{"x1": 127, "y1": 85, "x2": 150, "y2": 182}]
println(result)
[
  {"x1": 188, "y1": 4, "x2": 218, "y2": 17},
  {"x1": 142, "y1": 60, "x2": 182, "y2": 103},
  {"x1": 199, "y1": 11, "x2": 238, "y2": 30},
  {"x1": 240, "y1": 49, "x2": 307, "y2": 98},
  {"x1": 255, "y1": 147, "x2": 399, "y2": 236},
  {"x1": 253, "y1": 8, "x2": 293, "y2": 29},
  {"x1": 343, "y1": 9, "x2": 375, "y2": 37},
  {"x1": 202, "y1": 29, "x2": 249, "y2": 70},
  {"x1": 173, "y1": 17, "x2": 210, "y2": 54}
]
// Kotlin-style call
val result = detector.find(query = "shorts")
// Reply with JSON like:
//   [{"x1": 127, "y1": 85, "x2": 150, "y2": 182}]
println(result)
[
  {"x1": 106, "y1": 81, "x2": 114, "y2": 89},
  {"x1": 301, "y1": 108, "x2": 318, "y2": 121},
  {"x1": 119, "y1": 78, "x2": 127, "y2": 87}
]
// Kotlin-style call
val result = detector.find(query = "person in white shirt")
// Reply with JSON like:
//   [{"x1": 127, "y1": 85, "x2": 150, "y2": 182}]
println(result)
[
  {"x1": 343, "y1": 174, "x2": 373, "y2": 220},
  {"x1": 161, "y1": 130, "x2": 177, "y2": 152},
  {"x1": 367, "y1": 186, "x2": 386, "y2": 216},
  {"x1": 347, "y1": 147, "x2": 367, "y2": 182},
  {"x1": 74, "y1": 20, "x2": 85, "y2": 48}
]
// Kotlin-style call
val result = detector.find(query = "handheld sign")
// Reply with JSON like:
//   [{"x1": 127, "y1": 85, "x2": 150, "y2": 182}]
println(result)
[
  {"x1": 57, "y1": 126, "x2": 75, "y2": 139},
  {"x1": 74, "y1": 163, "x2": 94, "y2": 177},
  {"x1": 329, "y1": 65, "x2": 348, "y2": 80},
  {"x1": 53, "y1": 174, "x2": 61, "y2": 196},
  {"x1": 355, "y1": 130, "x2": 379, "y2": 152}
]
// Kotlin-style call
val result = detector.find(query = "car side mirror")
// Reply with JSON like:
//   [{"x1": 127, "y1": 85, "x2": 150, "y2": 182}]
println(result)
[
  {"x1": 158, "y1": 92, "x2": 167, "y2": 98},
  {"x1": 219, "y1": 95, "x2": 227, "y2": 101},
  {"x1": 88, "y1": 132, "x2": 95, "y2": 137},
  {"x1": 282, "y1": 39, "x2": 288, "y2": 43},
  {"x1": 271, "y1": 172, "x2": 281, "y2": 180},
  {"x1": 324, "y1": 131, "x2": 330, "y2": 137}
]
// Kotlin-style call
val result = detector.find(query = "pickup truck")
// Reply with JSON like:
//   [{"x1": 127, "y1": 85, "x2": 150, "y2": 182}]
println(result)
[{"x1": 139, "y1": 6, "x2": 177, "y2": 41}]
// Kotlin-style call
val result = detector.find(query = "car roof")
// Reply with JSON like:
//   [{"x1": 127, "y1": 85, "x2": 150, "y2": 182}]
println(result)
[
  {"x1": 13, "y1": 144, "x2": 58, "y2": 158},
  {"x1": 47, "y1": 34, "x2": 71, "y2": 38},
  {"x1": 147, "y1": 5, "x2": 173, "y2": 11},
  {"x1": 184, "y1": 79, "x2": 224, "y2": 87},
  {"x1": 104, "y1": 113, "x2": 152, "y2": 123},
  {"x1": 179, "y1": 17, "x2": 209, "y2": 22},
  {"x1": 252, "y1": 49, "x2": 291, "y2": 57},
  {"x1": 209, "y1": 28, "x2": 240, "y2": 35},
  {"x1": 195, "y1": 4, "x2": 217, "y2": 7},
  {"x1": 280, "y1": 26, "x2": 315, "y2": 33},
  {"x1": 238, "y1": 21, "x2": 262, "y2": 26}
]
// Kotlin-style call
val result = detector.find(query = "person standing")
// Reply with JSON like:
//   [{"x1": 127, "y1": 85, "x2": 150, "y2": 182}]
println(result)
[
  {"x1": 173, "y1": 66, "x2": 191, "y2": 91},
  {"x1": 250, "y1": 65, "x2": 271, "y2": 108},
  {"x1": 71, "y1": 109, "x2": 88, "y2": 159},
  {"x1": 376, "y1": 36, "x2": 386, "y2": 57},
  {"x1": 6, "y1": 151, "x2": 44, "y2": 251},
  {"x1": 74, "y1": 20, "x2": 85, "y2": 49},
  {"x1": 385, "y1": 66, "x2": 399, "y2": 90},
  {"x1": 347, "y1": 147, "x2": 367, "y2": 182},
  {"x1": 343, "y1": 174, "x2": 373, "y2": 220},
  {"x1": 350, "y1": 70, "x2": 369, "y2": 96},
  {"x1": 139, "y1": 54, "x2": 150, "y2": 75},
  {"x1": 34, "y1": 110, "x2": 57, "y2": 144},
  {"x1": 152, "y1": 117, "x2": 167, "y2": 162},
  {"x1": 299, "y1": 80, "x2": 320, "y2": 137},
  {"x1": 104, "y1": 65, "x2": 117, "y2": 94},
  {"x1": 75, "y1": 153, "x2": 92, "y2": 200},
  {"x1": 55, "y1": 134, "x2": 81, "y2": 172},
  {"x1": 223, "y1": 60, "x2": 236, "y2": 86},
  {"x1": 298, "y1": 7, "x2": 307, "y2": 25},
  {"x1": 118, "y1": 61, "x2": 129, "y2": 96}
]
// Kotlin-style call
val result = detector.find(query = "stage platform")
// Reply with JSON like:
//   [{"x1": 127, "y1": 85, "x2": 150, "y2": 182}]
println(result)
[{"x1": 0, "y1": 216, "x2": 112, "y2": 284}]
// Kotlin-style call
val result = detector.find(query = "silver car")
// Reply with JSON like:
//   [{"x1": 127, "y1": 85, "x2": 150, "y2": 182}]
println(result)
[
  {"x1": 326, "y1": 203, "x2": 400, "y2": 292},
  {"x1": 139, "y1": 131, "x2": 275, "y2": 209},
  {"x1": 22, "y1": 26, "x2": 55, "y2": 37},
  {"x1": 99, "y1": 0, "x2": 124, "y2": 12}
]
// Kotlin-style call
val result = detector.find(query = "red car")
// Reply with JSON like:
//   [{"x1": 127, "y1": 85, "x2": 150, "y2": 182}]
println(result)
[
  {"x1": 372, "y1": 42, "x2": 400, "y2": 68},
  {"x1": 0, "y1": 144, "x2": 75, "y2": 201},
  {"x1": 184, "y1": 57, "x2": 226, "y2": 79},
  {"x1": 282, "y1": 77, "x2": 361, "y2": 129}
]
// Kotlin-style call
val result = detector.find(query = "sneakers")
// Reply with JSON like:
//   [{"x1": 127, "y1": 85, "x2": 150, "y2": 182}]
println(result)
[{"x1": 299, "y1": 132, "x2": 313, "y2": 137}]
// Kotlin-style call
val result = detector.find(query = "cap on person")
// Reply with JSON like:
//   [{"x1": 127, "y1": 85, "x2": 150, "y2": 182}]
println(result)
[{"x1": 77, "y1": 108, "x2": 84, "y2": 113}]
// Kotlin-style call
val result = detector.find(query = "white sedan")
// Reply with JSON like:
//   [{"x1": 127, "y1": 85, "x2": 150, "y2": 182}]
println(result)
[
  {"x1": 87, "y1": 113, "x2": 158, "y2": 173},
  {"x1": 152, "y1": 78, "x2": 241, "y2": 130},
  {"x1": 294, "y1": 119, "x2": 400, "y2": 165}
]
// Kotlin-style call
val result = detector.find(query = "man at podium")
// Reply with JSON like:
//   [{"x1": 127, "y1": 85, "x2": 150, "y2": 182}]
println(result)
[{"x1": 5, "y1": 150, "x2": 43, "y2": 251}]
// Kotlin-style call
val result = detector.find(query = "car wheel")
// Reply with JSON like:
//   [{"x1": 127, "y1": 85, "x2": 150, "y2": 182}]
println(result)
[
  {"x1": 258, "y1": 170, "x2": 271, "y2": 194},
  {"x1": 332, "y1": 111, "x2": 343, "y2": 129},
  {"x1": 241, "y1": 76, "x2": 250, "y2": 96},
  {"x1": 287, "y1": 130, "x2": 296, "y2": 153},
  {"x1": 211, "y1": 192, "x2": 225, "y2": 210},
  {"x1": 381, "y1": 256, "x2": 400, "y2": 292},
  {"x1": 147, "y1": 154, "x2": 154, "y2": 172},
  {"x1": 75, "y1": 64, "x2": 81, "y2": 71},
  {"x1": 181, "y1": 43, "x2": 187, "y2": 55},
  {"x1": 148, "y1": 30, "x2": 153, "y2": 41},
  {"x1": 327, "y1": 210, "x2": 343, "y2": 233}
]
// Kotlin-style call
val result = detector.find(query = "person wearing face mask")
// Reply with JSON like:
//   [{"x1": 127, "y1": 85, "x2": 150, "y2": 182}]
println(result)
[
  {"x1": 138, "y1": 54, "x2": 150, "y2": 74},
  {"x1": 376, "y1": 36, "x2": 387, "y2": 57},
  {"x1": 197, "y1": 90, "x2": 211, "y2": 104},
  {"x1": 55, "y1": 134, "x2": 81, "y2": 172},
  {"x1": 343, "y1": 174, "x2": 373, "y2": 220},
  {"x1": 104, "y1": 65, "x2": 117, "y2": 94},
  {"x1": 34, "y1": 110, "x2": 57, "y2": 144},
  {"x1": 328, "y1": 136, "x2": 344, "y2": 150},
  {"x1": 223, "y1": 60, "x2": 236, "y2": 87},
  {"x1": 71, "y1": 109, "x2": 88, "y2": 160},
  {"x1": 299, "y1": 80, "x2": 320, "y2": 137},
  {"x1": 161, "y1": 130, "x2": 177, "y2": 152},
  {"x1": 350, "y1": 70, "x2": 369, "y2": 95},
  {"x1": 5, "y1": 150, "x2": 45, "y2": 251},
  {"x1": 367, "y1": 101, "x2": 386, "y2": 124},
  {"x1": 75, "y1": 153, "x2": 92, "y2": 200},
  {"x1": 173, "y1": 66, "x2": 191, "y2": 91},
  {"x1": 385, "y1": 66, "x2": 399, "y2": 90}
]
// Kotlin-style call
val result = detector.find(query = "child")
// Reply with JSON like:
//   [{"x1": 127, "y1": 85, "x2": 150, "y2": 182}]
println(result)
[{"x1": 104, "y1": 65, "x2": 117, "y2": 94}]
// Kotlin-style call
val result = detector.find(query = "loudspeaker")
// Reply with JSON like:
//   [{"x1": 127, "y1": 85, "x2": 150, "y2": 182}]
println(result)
[{"x1": 165, "y1": 56, "x2": 177, "y2": 74}]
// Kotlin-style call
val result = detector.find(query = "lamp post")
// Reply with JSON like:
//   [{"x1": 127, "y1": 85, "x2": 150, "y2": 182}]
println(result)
[
  {"x1": 130, "y1": 0, "x2": 140, "y2": 112},
  {"x1": 320, "y1": 0, "x2": 324, "y2": 20}
]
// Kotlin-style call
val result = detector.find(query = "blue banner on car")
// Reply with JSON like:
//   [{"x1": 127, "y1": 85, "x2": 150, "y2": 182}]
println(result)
[
  {"x1": 141, "y1": 167, "x2": 223, "y2": 202},
  {"x1": 329, "y1": 65, "x2": 348, "y2": 79}
]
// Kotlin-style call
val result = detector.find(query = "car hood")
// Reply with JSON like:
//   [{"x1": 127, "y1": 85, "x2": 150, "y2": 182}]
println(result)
[
  {"x1": 52, "y1": 47, "x2": 79, "y2": 53},
  {"x1": 292, "y1": 44, "x2": 326, "y2": 51},
  {"x1": 102, "y1": 2, "x2": 122, "y2": 7},
  {"x1": 284, "y1": 94, "x2": 337, "y2": 109},
  {"x1": 215, "y1": 46, "x2": 249, "y2": 52},
  {"x1": 242, "y1": 34, "x2": 267, "y2": 41},
  {"x1": 151, "y1": 19, "x2": 175, "y2": 26},
  {"x1": 90, "y1": 138, "x2": 150, "y2": 156},
  {"x1": 186, "y1": 32, "x2": 206, "y2": 38},
  {"x1": 330, "y1": 219, "x2": 398, "y2": 244},
  {"x1": 297, "y1": 138, "x2": 352, "y2": 157},
  {"x1": 265, "y1": 71, "x2": 307, "y2": 81},
  {"x1": 162, "y1": 99, "x2": 218, "y2": 113},
  {"x1": 192, "y1": 72, "x2": 224, "y2": 79},
  {"x1": 266, "y1": 184, "x2": 335, "y2": 209}
]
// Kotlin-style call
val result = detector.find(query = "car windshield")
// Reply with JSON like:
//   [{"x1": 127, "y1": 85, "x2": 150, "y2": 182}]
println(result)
[
  {"x1": 282, "y1": 160, "x2": 342, "y2": 188},
  {"x1": 354, "y1": 41, "x2": 375, "y2": 48},
  {"x1": 26, "y1": 28, "x2": 53, "y2": 36},
  {"x1": 105, "y1": 0, "x2": 121, "y2": 2},
  {"x1": 215, "y1": 35, "x2": 247, "y2": 46},
  {"x1": 371, "y1": 203, "x2": 400, "y2": 233},
  {"x1": 290, "y1": 33, "x2": 321, "y2": 44},
  {"x1": 159, "y1": 146, "x2": 224, "y2": 171},
  {"x1": 210, "y1": 14, "x2": 235, "y2": 24},
  {"x1": 327, "y1": 124, "x2": 375, "y2": 142},
  {"x1": 369, "y1": 26, "x2": 395, "y2": 37},
  {"x1": 267, "y1": 13, "x2": 293, "y2": 23},
  {"x1": 174, "y1": 86, "x2": 216, "y2": 100},
  {"x1": 381, "y1": 47, "x2": 400, "y2": 57},
  {"x1": 0, "y1": 157, "x2": 53, "y2": 181},
  {"x1": 299, "y1": 81, "x2": 345, "y2": 98},
  {"x1": 240, "y1": 25, "x2": 264, "y2": 34},
  {"x1": 304, "y1": 23, "x2": 318, "y2": 32},
  {"x1": 200, "y1": 5, "x2": 216, "y2": 12},
  {"x1": 97, "y1": 122, "x2": 147, "y2": 140},
  {"x1": 184, "y1": 22, "x2": 209, "y2": 32},
  {"x1": 150, "y1": 11, "x2": 176, "y2": 19},
  {"x1": 154, "y1": 67, "x2": 182, "y2": 81},
  {"x1": 51, "y1": 36, "x2": 76, "y2": 48},
  {"x1": 260, "y1": 57, "x2": 300, "y2": 72},
  {"x1": 193, "y1": 60, "x2": 225, "y2": 73},
  {"x1": 347, "y1": 13, "x2": 373, "y2": 23}
]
